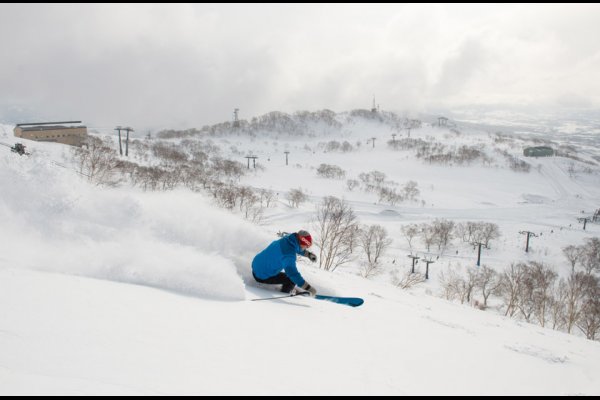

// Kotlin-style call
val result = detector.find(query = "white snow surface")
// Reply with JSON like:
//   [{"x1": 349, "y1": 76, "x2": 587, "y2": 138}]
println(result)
[{"x1": 1, "y1": 118, "x2": 600, "y2": 395}]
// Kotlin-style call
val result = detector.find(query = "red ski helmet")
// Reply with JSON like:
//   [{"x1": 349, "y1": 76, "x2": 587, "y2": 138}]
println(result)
[{"x1": 297, "y1": 230, "x2": 312, "y2": 247}]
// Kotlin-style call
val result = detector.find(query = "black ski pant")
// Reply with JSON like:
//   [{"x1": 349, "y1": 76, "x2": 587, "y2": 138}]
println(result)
[{"x1": 253, "y1": 271, "x2": 295, "y2": 293}]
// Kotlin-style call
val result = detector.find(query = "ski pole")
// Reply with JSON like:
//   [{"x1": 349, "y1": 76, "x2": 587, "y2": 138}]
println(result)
[{"x1": 251, "y1": 292, "x2": 310, "y2": 301}]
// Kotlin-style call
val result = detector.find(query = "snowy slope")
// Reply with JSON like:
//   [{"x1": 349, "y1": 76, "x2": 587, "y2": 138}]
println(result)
[
  {"x1": 3, "y1": 265, "x2": 600, "y2": 395},
  {"x1": 1, "y1": 117, "x2": 600, "y2": 395}
]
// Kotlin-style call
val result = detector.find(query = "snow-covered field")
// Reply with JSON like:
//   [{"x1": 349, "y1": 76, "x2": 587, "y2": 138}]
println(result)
[{"x1": 1, "y1": 113, "x2": 599, "y2": 395}]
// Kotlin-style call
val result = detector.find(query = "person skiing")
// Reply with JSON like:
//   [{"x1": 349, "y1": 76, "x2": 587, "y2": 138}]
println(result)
[{"x1": 252, "y1": 230, "x2": 318, "y2": 296}]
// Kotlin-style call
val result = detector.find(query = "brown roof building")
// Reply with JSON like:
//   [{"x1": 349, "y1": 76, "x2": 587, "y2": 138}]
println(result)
[{"x1": 14, "y1": 121, "x2": 88, "y2": 146}]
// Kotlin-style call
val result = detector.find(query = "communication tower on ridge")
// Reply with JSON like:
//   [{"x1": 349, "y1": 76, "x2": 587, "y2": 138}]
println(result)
[{"x1": 233, "y1": 108, "x2": 240, "y2": 128}]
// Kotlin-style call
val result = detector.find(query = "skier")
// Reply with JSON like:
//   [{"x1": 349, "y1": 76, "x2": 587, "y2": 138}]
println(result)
[{"x1": 252, "y1": 230, "x2": 318, "y2": 296}]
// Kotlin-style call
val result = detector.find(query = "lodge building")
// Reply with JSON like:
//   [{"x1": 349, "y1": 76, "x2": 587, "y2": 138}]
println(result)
[{"x1": 14, "y1": 121, "x2": 88, "y2": 146}]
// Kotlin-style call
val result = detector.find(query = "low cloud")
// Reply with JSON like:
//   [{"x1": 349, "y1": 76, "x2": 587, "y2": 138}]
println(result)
[{"x1": 1, "y1": 4, "x2": 599, "y2": 131}]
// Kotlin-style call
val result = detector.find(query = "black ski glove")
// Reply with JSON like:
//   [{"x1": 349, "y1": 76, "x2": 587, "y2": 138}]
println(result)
[{"x1": 305, "y1": 250, "x2": 317, "y2": 263}]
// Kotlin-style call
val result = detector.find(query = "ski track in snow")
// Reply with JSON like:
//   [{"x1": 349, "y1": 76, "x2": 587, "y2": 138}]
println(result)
[{"x1": 504, "y1": 344, "x2": 569, "y2": 364}]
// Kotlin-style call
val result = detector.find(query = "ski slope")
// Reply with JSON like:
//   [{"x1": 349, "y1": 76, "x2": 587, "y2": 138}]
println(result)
[
  {"x1": 2, "y1": 266, "x2": 600, "y2": 395},
  {"x1": 1, "y1": 118, "x2": 600, "y2": 395}
]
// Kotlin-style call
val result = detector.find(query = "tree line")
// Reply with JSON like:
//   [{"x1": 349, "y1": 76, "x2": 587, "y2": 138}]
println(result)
[{"x1": 439, "y1": 238, "x2": 600, "y2": 340}]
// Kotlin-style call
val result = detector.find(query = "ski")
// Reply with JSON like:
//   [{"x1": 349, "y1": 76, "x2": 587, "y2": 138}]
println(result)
[
  {"x1": 314, "y1": 295, "x2": 364, "y2": 307},
  {"x1": 251, "y1": 292, "x2": 364, "y2": 307}
]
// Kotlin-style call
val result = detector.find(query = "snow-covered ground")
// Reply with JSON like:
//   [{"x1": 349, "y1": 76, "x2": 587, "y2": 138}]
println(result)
[{"x1": 1, "y1": 114, "x2": 599, "y2": 395}]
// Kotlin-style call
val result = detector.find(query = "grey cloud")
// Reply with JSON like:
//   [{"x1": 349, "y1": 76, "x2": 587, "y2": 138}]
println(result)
[
  {"x1": 1, "y1": 4, "x2": 599, "y2": 131},
  {"x1": 431, "y1": 38, "x2": 489, "y2": 101}
]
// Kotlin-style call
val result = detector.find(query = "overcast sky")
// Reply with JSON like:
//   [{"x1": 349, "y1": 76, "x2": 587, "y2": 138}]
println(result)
[{"x1": 1, "y1": 3, "x2": 599, "y2": 131}]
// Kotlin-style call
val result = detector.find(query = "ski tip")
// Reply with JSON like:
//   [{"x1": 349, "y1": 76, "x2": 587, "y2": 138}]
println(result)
[{"x1": 314, "y1": 295, "x2": 364, "y2": 307}]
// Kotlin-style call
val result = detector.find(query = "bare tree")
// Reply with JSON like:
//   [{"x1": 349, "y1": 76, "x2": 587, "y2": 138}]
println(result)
[
  {"x1": 392, "y1": 270, "x2": 425, "y2": 289},
  {"x1": 401, "y1": 180, "x2": 420, "y2": 201},
  {"x1": 286, "y1": 188, "x2": 308, "y2": 208},
  {"x1": 524, "y1": 262, "x2": 557, "y2": 327},
  {"x1": 440, "y1": 269, "x2": 476, "y2": 304},
  {"x1": 71, "y1": 136, "x2": 121, "y2": 186},
  {"x1": 215, "y1": 184, "x2": 239, "y2": 209},
  {"x1": 240, "y1": 190, "x2": 263, "y2": 222},
  {"x1": 401, "y1": 224, "x2": 420, "y2": 253},
  {"x1": 456, "y1": 221, "x2": 478, "y2": 243},
  {"x1": 475, "y1": 265, "x2": 502, "y2": 308},
  {"x1": 499, "y1": 263, "x2": 526, "y2": 317},
  {"x1": 580, "y1": 238, "x2": 600, "y2": 275},
  {"x1": 431, "y1": 218, "x2": 455, "y2": 255},
  {"x1": 563, "y1": 245, "x2": 583, "y2": 273},
  {"x1": 316, "y1": 163, "x2": 346, "y2": 179},
  {"x1": 151, "y1": 142, "x2": 188, "y2": 164},
  {"x1": 312, "y1": 196, "x2": 358, "y2": 271},
  {"x1": 439, "y1": 268, "x2": 463, "y2": 301},
  {"x1": 368, "y1": 170, "x2": 386, "y2": 186},
  {"x1": 576, "y1": 274, "x2": 600, "y2": 340},
  {"x1": 114, "y1": 159, "x2": 138, "y2": 183},
  {"x1": 178, "y1": 162, "x2": 205, "y2": 191},
  {"x1": 211, "y1": 156, "x2": 245, "y2": 181},
  {"x1": 438, "y1": 266, "x2": 477, "y2": 304},
  {"x1": 358, "y1": 224, "x2": 392, "y2": 278},
  {"x1": 358, "y1": 170, "x2": 386, "y2": 192},
  {"x1": 133, "y1": 165, "x2": 165, "y2": 191},
  {"x1": 158, "y1": 166, "x2": 182, "y2": 190},
  {"x1": 515, "y1": 263, "x2": 536, "y2": 323},
  {"x1": 237, "y1": 186, "x2": 255, "y2": 212},
  {"x1": 474, "y1": 222, "x2": 501, "y2": 248},
  {"x1": 463, "y1": 267, "x2": 479, "y2": 304},
  {"x1": 258, "y1": 188, "x2": 276, "y2": 208},
  {"x1": 420, "y1": 223, "x2": 435, "y2": 252},
  {"x1": 377, "y1": 186, "x2": 402, "y2": 206},
  {"x1": 206, "y1": 179, "x2": 224, "y2": 199},
  {"x1": 563, "y1": 272, "x2": 590, "y2": 333},
  {"x1": 548, "y1": 284, "x2": 567, "y2": 331},
  {"x1": 512, "y1": 262, "x2": 556, "y2": 325}
]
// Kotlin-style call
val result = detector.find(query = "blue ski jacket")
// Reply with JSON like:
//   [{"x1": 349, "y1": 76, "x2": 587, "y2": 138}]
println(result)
[{"x1": 252, "y1": 233, "x2": 307, "y2": 287}]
